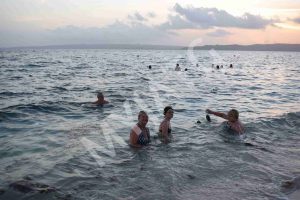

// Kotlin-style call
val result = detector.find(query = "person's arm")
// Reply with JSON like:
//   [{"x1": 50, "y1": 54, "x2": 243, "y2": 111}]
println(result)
[
  {"x1": 146, "y1": 128, "x2": 151, "y2": 142},
  {"x1": 206, "y1": 109, "x2": 228, "y2": 120},
  {"x1": 161, "y1": 122, "x2": 169, "y2": 143},
  {"x1": 129, "y1": 130, "x2": 142, "y2": 148}
]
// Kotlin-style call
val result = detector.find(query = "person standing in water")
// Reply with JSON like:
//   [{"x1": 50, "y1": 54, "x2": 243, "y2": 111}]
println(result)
[
  {"x1": 175, "y1": 64, "x2": 181, "y2": 71},
  {"x1": 206, "y1": 108, "x2": 244, "y2": 134},
  {"x1": 93, "y1": 92, "x2": 109, "y2": 105},
  {"x1": 129, "y1": 111, "x2": 151, "y2": 147},
  {"x1": 159, "y1": 106, "x2": 174, "y2": 143}
]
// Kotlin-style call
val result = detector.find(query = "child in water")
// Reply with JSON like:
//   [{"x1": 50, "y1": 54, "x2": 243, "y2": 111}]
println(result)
[{"x1": 206, "y1": 108, "x2": 244, "y2": 134}]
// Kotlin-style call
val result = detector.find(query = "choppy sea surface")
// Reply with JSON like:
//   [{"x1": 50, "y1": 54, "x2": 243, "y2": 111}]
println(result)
[{"x1": 0, "y1": 49, "x2": 299, "y2": 200}]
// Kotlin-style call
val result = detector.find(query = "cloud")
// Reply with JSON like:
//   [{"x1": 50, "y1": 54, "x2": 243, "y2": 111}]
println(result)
[
  {"x1": 158, "y1": 15, "x2": 195, "y2": 30},
  {"x1": 292, "y1": 17, "x2": 300, "y2": 24},
  {"x1": 207, "y1": 29, "x2": 232, "y2": 37},
  {"x1": 46, "y1": 22, "x2": 156, "y2": 45},
  {"x1": 128, "y1": 12, "x2": 147, "y2": 22},
  {"x1": 164, "y1": 3, "x2": 276, "y2": 30},
  {"x1": 0, "y1": 21, "x2": 172, "y2": 47},
  {"x1": 147, "y1": 12, "x2": 156, "y2": 18}
]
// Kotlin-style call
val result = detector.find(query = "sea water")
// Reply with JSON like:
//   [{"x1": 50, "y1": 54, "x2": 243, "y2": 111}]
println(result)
[{"x1": 0, "y1": 49, "x2": 299, "y2": 199}]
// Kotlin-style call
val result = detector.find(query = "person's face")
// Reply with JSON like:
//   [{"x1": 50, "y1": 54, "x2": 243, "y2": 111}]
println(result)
[
  {"x1": 165, "y1": 109, "x2": 174, "y2": 119},
  {"x1": 139, "y1": 114, "x2": 148, "y2": 126},
  {"x1": 228, "y1": 111, "x2": 237, "y2": 122},
  {"x1": 98, "y1": 95, "x2": 104, "y2": 101}
]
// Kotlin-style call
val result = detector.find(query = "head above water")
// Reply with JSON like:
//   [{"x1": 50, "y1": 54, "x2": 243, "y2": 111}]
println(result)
[
  {"x1": 228, "y1": 109, "x2": 239, "y2": 122},
  {"x1": 163, "y1": 106, "x2": 174, "y2": 120},
  {"x1": 97, "y1": 92, "x2": 104, "y2": 99},
  {"x1": 163, "y1": 106, "x2": 173, "y2": 115},
  {"x1": 138, "y1": 111, "x2": 148, "y2": 126}
]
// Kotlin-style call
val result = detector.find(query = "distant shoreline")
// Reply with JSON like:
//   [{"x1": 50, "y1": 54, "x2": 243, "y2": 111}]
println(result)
[
  {"x1": 1, "y1": 43, "x2": 300, "y2": 52},
  {"x1": 184, "y1": 44, "x2": 300, "y2": 52}
]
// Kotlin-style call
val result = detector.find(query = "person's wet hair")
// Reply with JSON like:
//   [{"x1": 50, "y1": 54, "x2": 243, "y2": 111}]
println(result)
[
  {"x1": 164, "y1": 106, "x2": 173, "y2": 115},
  {"x1": 97, "y1": 92, "x2": 103, "y2": 98},
  {"x1": 138, "y1": 111, "x2": 148, "y2": 119},
  {"x1": 229, "y1": 109, "x2": 239, "y2": 119}
]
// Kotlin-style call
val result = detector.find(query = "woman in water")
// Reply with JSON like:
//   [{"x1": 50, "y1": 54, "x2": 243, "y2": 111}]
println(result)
[
  {"x1": 129, "y1": 111, "x2": 151, "y2": 147},
  {"x1": 159, "y1": 106, "x2": 174, "y2": 143},
  {"x1": 206, "y1": 108, "x2": 244, "y2": 134}
]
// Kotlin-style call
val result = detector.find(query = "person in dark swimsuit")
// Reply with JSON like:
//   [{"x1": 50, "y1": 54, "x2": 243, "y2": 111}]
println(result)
[
  {"x1": 159, "y1": 106, "x2": 174, "y2": 143},
  {"x1": 129, "y1": 111, "x2": 150, "y2": 147}
]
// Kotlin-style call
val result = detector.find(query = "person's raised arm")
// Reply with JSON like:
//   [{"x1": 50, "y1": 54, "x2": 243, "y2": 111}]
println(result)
[{"x1": 206, "y1": 109, "x2": 228, "y2": 120}]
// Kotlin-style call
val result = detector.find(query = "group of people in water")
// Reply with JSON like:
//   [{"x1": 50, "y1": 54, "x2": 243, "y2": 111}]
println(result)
[
  {"x1": 147, "y1": 63, "x2": 233, "y2": 71},
  {"x1": 93, "y1": 92, "x2": 244, "y2": 148},
  {"x1": 129, "y1": 106, "x2": 174, "y2": 147},
  {"x1": 212, "y1": 63, "x2": 233, "y2": 69},
  {"x1": 175, "y1": 63, "x2": 233, "y2": 71},
  {"x1": 175, "y1": 63, "x2": 188, "y2": 71}
]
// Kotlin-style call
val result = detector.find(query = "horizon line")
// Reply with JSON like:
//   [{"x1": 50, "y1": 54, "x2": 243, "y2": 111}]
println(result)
[{"x1": 1, "y1": 43, "x2": 300, "y2": 52}]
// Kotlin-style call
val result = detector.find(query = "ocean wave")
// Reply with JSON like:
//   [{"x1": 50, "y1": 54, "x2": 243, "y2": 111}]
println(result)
[
  {"x1": 0, "y1": 111, "x2": 28, "y2": 122},
  {"x1": 23, "y1": 64, "x2": 45, "y2": 68},
  {"x1": 70, "y1": 86, "x2": 92, "y2": 91},
  {"x1": 254, "y1": 112, "x2": 300, "y2": 132},
  {"x1": 51, "y1": 86, "x2": 68, "y2": 92},
  {"x1": 2, "y1": 102, "x2": 71, "y2": 115},
  {"x1": 0, "y1": 92, "x2": 34, "y2": 97}
]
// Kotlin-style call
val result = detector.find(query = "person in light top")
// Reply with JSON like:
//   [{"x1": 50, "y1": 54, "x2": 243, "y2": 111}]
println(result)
[{"x1": 129, "y1": 111, "x2": 151, "y2": 147}]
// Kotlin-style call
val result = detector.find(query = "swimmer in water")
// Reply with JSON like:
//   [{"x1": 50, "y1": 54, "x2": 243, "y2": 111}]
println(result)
[
  {"x1": 93, "y1": 92, "x2": 109, "y2": 105},
  {"x1": 159, "y1": 106, "x2": 174, "y2": 143},
  {"x1": 129, "y1": 111, "x2": 151, "y2": 147},
  {"x1": 206, "y1": 108, "x2": 244, "y2": 134},
  {"x1": 175, "y1": 63, "x2": 181, "y2": 71}
]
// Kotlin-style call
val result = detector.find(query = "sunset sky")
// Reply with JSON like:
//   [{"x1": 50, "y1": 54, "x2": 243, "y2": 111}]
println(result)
[{"x1": 0, "y1": 0, "x2": 300, "y2": 47}]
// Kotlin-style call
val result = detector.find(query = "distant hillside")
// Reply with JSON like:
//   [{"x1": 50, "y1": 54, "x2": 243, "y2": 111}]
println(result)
[
  {"x1": 1, "y1": 43, "x2": 300, "y2": 52},
  {"x1": 0, "y1": 44, "x2": 183, "y2": 50},
  {"x1": 187, "y1": 44, "x2": 300, "y2": 52}
]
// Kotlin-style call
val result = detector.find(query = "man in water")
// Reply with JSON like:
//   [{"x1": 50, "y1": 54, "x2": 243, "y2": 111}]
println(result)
[
  {"x1": 206, "y1": 108, "x2": 244, "y2": 134},
  {"x1": 93, "y1": 92, "x2": 109, "y2": 105}
]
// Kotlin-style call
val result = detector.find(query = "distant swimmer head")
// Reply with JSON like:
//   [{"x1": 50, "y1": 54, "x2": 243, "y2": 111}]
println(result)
[
  {"x1": 148, "y1": 65, "x2": 152, "y2": 69},
  {"x1": 164, "y1": 106, "x2": 174, "y2": 119},
  {"x1": 229, "y1": 64, "x2": 233, "y2": 68},
  {"x1": 216, "y1": 65, "x2": 220, "y2": 69},
  {"x1": 228, "y1": 109, "x2": 239, "y2": 122},
  {"x1": 185, "y1": 68, "x2": 188, "y2": 71},
  {"x1": 97, "y1": 92, "x2": 104, "y2": 99},
  {"x1": 206, "y1": 114, "x2": 211, "y2": 122}
]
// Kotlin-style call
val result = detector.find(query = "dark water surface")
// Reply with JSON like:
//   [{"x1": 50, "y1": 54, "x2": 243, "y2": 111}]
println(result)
[{"x1": 0, "y1": 49, "x2": 299, "y2": 199}]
